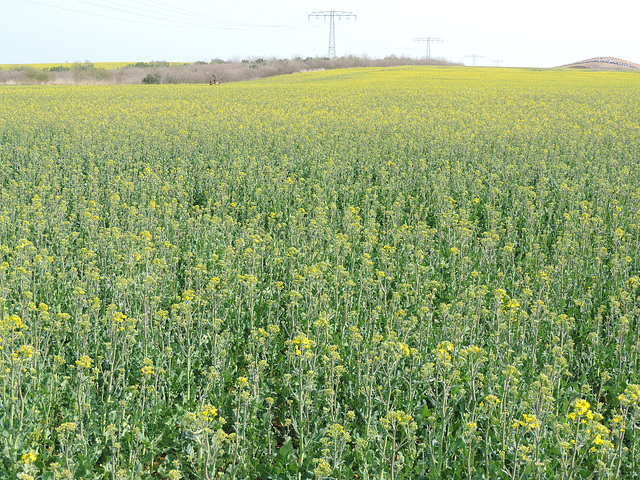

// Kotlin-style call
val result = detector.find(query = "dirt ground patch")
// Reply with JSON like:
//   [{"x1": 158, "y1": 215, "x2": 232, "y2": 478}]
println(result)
[{"x1": 557, "y1": 57, "x2": 640, "y2": 71}]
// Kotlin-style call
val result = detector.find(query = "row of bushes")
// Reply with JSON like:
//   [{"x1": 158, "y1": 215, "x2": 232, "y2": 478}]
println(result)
[{"x1": 1, "y1": 55, "x2": 458, "y2": 85}]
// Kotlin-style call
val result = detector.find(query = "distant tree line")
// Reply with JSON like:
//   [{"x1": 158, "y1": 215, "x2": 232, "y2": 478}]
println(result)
[{"x1": 1, "y1": 55, "x2": 460, "y2": 85}]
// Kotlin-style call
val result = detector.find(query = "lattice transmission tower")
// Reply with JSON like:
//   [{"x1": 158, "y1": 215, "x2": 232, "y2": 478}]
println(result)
[
  {"x1": 309, "y1": 11, "x2": 356, "y2": 58},
  {"x1": 465, "y1": 54, "x2": 484, "y2": 66},
  {"x1": 414, "y1": 37, "x2": 442, "y2": 60}
]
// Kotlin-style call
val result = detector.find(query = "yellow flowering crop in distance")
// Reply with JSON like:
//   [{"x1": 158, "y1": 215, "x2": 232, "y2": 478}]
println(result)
[
  {"x1": 0, "y1": 61, "x2": 184, "y2": 70},
  {"x1": 1, "y1": 66, "x2": 640, "y2": 479}
]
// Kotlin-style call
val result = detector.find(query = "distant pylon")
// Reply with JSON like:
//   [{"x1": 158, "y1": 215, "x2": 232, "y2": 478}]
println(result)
[
  {"x1": 464, "y1": 54, "x2": 484, "y2": 66},
  {"x1": 414, "y1": 37, "x2": 443, "y2": 60},
  {"x1": 309, "y1": 11, "x2": 357, "y2": 58}
]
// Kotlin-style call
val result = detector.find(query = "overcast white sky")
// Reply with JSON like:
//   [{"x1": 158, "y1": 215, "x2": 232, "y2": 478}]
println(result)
[{"x1": 3, "y1": 0, "x2": 638, "y2": 68}]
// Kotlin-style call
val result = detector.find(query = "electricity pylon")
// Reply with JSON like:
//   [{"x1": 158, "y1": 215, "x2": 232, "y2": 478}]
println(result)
[
  {"x1": 414, "y1": 37, "x2": 442, "y2": 60},
  {"x1": 309, "y1": 11, "x2": 356, "y2": 59},
  {"x1": 491, "y1": 59, "x2": 505, "y2": 67},
  {"x1": 464, "y1": 54, "x2": 484, "y2": 66}
]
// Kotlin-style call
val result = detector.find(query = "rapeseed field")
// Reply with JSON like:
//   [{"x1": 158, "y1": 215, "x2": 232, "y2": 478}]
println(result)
[
  {"x1": 1, "y1": 66, "x2": 640, "y2": 479},
  {"x1": 0, "y1": 62, "x2": 175, "y2": 70}
]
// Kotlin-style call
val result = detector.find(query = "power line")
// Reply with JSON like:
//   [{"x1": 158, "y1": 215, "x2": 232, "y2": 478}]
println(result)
[
  {"x1": 136, "y1": 0, "x2": 263, "y2": 25},
  {"x1": 71, "y1": 0, "x2": 252, "y2": 28},
  {"x1": 339, "y1": 30, "x2": 407, "y2": 52},
  {"x1": 24, "y1": 0, "x2": 311, "y2": 31},
  {"x1": 72, "y1": 0, "x2": 305, "y2": 29},
  {"x1": 309, "y1": 11, "x2": 356, "y2": 59},
  {"x1": 414, "y1": 37, "x2": 442, "y2": 60}
]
